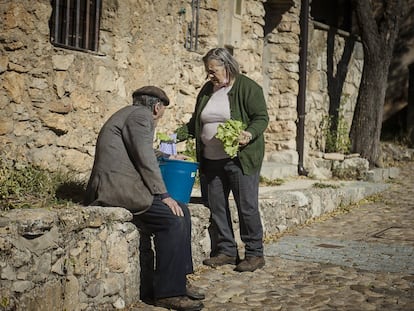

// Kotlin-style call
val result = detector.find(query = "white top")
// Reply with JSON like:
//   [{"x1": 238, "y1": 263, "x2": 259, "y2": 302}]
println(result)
[{"x1": 200, "y1": 86, "x2": 232, "y2": 160}]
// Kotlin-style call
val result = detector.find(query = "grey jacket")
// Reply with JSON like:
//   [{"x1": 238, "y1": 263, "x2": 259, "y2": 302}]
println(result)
[{"x1": 84, "y1": 105, "x2": 167, "y2": 214}]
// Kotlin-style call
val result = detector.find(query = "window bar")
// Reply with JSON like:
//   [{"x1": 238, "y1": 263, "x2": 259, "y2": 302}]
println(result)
[
  {"x1": 54, "y1": 0, "x2": 60, "y2": 44},
  {"x1": 75, "y1": 0, "x2": 80, "y2": 48},
  {"x1": 194, "y1": 0, "x2": 199, "y2": 50},
  {"x1": 190, "y1": 0, "x2": 195, "y2": 50},
  {"x1": 64, "y1": 0, "x2": 71, "y2": 46},
  {"x1": 85, "y1": 0, "x2": 91, "y2": 50},
  {"x1": 93, "y1": 0, "x2": 102, "y2": 51}
]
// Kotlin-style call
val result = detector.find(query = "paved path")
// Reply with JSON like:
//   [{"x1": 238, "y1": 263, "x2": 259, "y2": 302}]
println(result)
[{"x1": 131, "y1": 161, "x2": 414, "y2": 310}]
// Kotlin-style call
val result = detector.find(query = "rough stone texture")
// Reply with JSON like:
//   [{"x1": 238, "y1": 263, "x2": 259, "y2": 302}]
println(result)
[
  {"x1": 0, "y1": 206, "x2": 139, "y2": 311},
  {"x1": 0, "y1": 169, "x2": 391, "y2": 310},
  {"x1": 130, "y1": 161, "x2": 414, "y2": 311},
  {"x1": 0, "y1": 0, "x2": 364, "y2": 179}
]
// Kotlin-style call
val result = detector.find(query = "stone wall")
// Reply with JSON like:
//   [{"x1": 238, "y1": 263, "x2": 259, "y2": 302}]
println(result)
[
  {"x1": 304, "y1": 22, "x2": 364, "y2": 176},
  {"x1": 0, "y1": 206, "x2": 139, "y2": 310},
  {"x1": 0, "y1": 0, "x2": 363, "y2": 179},
  {"x1": 262, "y1": 1, "x2": 301, "y2": 161},
  {"x1": 0, "y1": 179, "x2": 390, "y2": 310}
]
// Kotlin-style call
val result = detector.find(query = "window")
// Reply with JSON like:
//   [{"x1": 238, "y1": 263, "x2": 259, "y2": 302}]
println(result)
[
  {"x1": 186, "y1": 0, "x2": 200, "y2": 51},
  {"x1": 234, "y1": 0, "x2": 243, "y2": 17},
  {"x1": 50, "y1": 0, "x2": 102, "y2": 52},
  {"x1": 311, "y1": 0, "x2": 353, "y2": 33}
]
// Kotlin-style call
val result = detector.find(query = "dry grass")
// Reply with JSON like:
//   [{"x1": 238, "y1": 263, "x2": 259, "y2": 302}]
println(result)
[{"x1": 0, "y1": 161, "x2": 85, "y2": 211}]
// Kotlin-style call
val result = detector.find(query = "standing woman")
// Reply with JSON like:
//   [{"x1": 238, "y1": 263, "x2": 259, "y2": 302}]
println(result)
[{"x1": 177, "y1": 48, "x2": 269, "y2": 272}]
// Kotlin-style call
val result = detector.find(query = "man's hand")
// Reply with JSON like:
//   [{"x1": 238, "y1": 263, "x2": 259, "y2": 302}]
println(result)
[{"x1": 162, "y1": 196, "x2": 184, "y2": 217}]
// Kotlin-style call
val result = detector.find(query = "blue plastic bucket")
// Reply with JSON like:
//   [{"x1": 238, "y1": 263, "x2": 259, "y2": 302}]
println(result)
[{"x1": 159, "y1": 158, "x2": 199, "y2": 204}]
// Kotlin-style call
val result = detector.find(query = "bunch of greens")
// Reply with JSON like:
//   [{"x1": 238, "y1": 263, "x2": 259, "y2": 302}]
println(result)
[
  {"x1": 156, "y1": 132, "x2": 174, "y2": 142},
  {"x1": 215, "y1": 119, "x2": 246, "y2": 158},
  {"x1": 182, "y1": 138, "x2": 197, "y2": 162}
]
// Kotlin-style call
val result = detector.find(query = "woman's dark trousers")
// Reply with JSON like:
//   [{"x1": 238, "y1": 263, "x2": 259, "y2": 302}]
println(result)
[{"x1": 203, "y1": 158, "x2": 264, "y2": 258}]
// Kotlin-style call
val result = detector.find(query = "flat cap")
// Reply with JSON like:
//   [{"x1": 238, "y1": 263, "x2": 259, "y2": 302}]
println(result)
[{"x1": 132, "y1": 86, "x2": 170, "y2": 105}]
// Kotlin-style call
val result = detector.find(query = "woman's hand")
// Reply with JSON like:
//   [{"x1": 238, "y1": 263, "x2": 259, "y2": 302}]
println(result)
[
  {"x1": 169, "y1": 154, "x2": 192, "y2": 161},
  {"x1": 238, "y1": 130, "x2": 252, "y2": 146}
]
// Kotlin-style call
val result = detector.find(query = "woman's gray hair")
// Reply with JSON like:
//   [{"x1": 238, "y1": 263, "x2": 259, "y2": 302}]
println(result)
[{"x1": 202, "y1": 48, "x2": 240, "y2": 78}]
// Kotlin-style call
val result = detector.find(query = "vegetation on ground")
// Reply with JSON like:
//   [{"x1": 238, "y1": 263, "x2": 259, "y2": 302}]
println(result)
[
  {"x1": 321, "y1": 108, "x2": 351, "y2": 154},
  {"x1": 0, "y1": 160, "x2": 85, "y2": 211},
  {"x1": 312, "y1": 182, "x2": 341, "y2": 189},
  {"x1": 259, "y1": 176, "x2": 284, "y2": 186}
]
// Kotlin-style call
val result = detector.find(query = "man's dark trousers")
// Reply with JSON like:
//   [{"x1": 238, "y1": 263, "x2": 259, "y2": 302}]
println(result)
[{"x1": 132, "y1": 196, "x2": 193, "y2": 299}]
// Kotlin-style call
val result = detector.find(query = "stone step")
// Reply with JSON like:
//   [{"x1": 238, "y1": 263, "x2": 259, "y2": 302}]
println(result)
[
  {"x1": 260, "y1": 162, "x2": 298, "y2": 179},
  {"x1": 188, "y1": 176, "x2": 390, "y2": 267}
]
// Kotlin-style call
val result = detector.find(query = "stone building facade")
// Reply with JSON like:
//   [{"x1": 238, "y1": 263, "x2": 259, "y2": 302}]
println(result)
[
  {"x1": 0, "y1": 1, "x2": 378, "y2": 310},
  {"x1": 0, "y1": 0, "x2": 363, "y2": 180}
]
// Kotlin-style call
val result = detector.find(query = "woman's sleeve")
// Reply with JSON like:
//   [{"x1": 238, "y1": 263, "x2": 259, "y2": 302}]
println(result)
[{"x1": 244, "y1": 82, "x2": 269, "y2": 139}]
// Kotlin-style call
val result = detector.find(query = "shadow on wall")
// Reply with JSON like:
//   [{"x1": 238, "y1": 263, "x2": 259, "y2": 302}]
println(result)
[
  {"x1": 55, "y1": 181, "x2": 86, "y2": 204},
  {"x1": 263, "y1": 0, "x2": 293, "y2": 37},
  {"x1": 386, "y1": 3, "x2": 414, "y2": 106},
  {"x1": 381, "y1": 105, "x2": 411, "y2": 145},
  {"x1": 326, "y1": 28, "x2": 356, "y2": 150}
]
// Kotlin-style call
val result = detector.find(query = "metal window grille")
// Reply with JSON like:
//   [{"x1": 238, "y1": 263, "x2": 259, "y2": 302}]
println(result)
[
  {"x1": 185, "y1": 0, "x2": 199, "y2": 51},
  {"x1": 234, "y1": 0, "x2": 243, "y2": 17},
  {"x1": 50, "y1": 0, "x2": 102, "y2": 52}
]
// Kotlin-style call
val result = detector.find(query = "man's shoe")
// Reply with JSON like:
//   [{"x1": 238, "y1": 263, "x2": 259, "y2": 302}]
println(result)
[
  {"x1": 202, "y1": 254, "x2": 237, "y2": 267},
  {"x1": 186, "y1": 282, "x2": 205, "y2": 300},
  {"x1": 234, "y1": 256, "x2": 265, "y2": 272},
  {"x1": 154, "y1": 296, "x2": 204, "y2": 311}
]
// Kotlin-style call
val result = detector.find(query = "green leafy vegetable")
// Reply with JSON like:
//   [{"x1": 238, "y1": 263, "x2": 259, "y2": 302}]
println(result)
[
  {"x1": 157, "y1": 132, "x2": 174, "y2": 142},
  {"x1": 182, "y1": 138, "x2": 197, "y2": 162},
  {"x1": 175, "y1": 126, "x2": 191, "y2": 141},
  {"x1": 215, "y1": 119, "x2": 246, "y2": 158}
]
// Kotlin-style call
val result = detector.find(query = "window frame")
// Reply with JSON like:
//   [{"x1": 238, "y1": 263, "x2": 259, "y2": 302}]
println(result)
[{"x1": 50, "y1": 0, "x2": 102, "y2": 53}]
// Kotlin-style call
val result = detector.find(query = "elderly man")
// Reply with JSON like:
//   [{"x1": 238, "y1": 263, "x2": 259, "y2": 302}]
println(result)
[{"x1": 84, "y1": 86, "x2": 204, "y2": 311}]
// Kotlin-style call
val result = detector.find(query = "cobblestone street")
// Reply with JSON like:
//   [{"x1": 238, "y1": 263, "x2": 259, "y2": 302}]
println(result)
[{"x1": 132, "y1": 160, "x2": 414, "y2": 310}]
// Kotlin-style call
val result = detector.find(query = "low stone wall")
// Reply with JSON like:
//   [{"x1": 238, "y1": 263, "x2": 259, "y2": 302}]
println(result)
[
  {"x1": 0, "y1": 206, "x2": 139, "y2": 311},
  {"x1": 0, "y1": 179, "x2": 389, "y2": 310}
]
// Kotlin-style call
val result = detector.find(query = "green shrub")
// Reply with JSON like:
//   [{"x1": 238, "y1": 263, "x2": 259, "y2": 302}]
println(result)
[
  {"x1": 0, "y1": 161, "x2": 85, "y2": 211},
  {"x1": 321, "y1": 109, "x2": 351, "y2": 154}
]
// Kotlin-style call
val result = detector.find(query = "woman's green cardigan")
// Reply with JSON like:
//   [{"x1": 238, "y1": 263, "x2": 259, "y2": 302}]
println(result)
[{"x1": 177, "y1": 74, "x2": 269, "y2": 175}]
